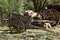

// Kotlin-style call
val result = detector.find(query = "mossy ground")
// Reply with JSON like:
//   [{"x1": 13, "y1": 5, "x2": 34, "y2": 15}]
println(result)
[{"x1": 0, "y1": 25, "x2": 60, "y2": 40}]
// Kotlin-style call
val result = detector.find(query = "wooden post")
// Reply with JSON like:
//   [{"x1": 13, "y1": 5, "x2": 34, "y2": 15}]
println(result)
[{"x1": 1, "y1": 12, "x2": 3, "y2": 27}]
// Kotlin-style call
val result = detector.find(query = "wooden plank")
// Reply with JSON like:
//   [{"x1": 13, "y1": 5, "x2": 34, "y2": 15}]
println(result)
[
  {"x1": 33, "y1": 20, "x2": 54, "y2": 23},
  {"x1": 1, "y1": 19, "x2": 8, "y2": 21}
]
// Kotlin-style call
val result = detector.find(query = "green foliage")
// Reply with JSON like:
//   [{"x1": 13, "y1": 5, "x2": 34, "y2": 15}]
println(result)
[
  {"x1": 18, "y1": 0, "x2": 24, "y2": 14},
  {"x1": 0, "y1": 0, "x2": 60, "y2": 14},
  {"x1": 24, "y1": 0, "x2": 35, "y2": 11},
  {"x1": 27, "y1": 1, "x2": 35, "y2": 11},
  {"x1": 0, "y1": 0, "x2": 9, "y2": 14},
  {"x1": 10, "y1": 0, "x2": 24, "y2": 14},
  {"x1": 0, "y1": 0, "x2": 24, "y2": 14},
  {"x1": 31, "y1": 0, "x2": 49, "y2": 12}
]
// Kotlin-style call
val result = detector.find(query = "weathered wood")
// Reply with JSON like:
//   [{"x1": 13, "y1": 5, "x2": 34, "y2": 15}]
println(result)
[
  {"x1": 32, "y1": 20, "x2": 54, "y2": 29},
  {"x1": 39, "y1": 9, "x2": 59, "y2": 26},
  {"x1": 47, "y1": 5, "x2": 60, "y2": 12},
  {"x1": 32, "y1": 20, "x2": 54, "y2": 26},
  {"x1": 8, "y1": 13, "x2": 32, "y2": 33},
  {"x1": 33, "y1": 20, "x2": 54, "y2": 23}
]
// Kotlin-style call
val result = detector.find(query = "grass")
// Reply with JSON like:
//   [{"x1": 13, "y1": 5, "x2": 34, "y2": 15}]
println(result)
[{"x1": 0, "y1": 25, "x2": 60, "y2": 40}]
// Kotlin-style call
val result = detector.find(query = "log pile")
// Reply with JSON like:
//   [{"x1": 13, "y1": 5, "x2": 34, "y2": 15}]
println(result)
[{"x1": 31, "y1": 20, "x2": 54, "y2": 29}]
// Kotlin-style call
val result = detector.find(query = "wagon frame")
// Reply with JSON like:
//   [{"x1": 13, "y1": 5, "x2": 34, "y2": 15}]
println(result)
[{"x1": 8, "y1": 13, "x2": 32, "y2": 33}]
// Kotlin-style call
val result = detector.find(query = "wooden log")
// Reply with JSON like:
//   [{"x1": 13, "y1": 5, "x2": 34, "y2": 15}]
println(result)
[
  {"x1": 33, "y1": 20, "x2": 54, "y2": 23},
  {"x1": 31, "y1": 20, "x2": 55, "y2": 29}
]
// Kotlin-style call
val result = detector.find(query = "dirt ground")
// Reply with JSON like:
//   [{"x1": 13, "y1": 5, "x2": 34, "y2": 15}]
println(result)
[{"x1": 0, "y1": 25, "x2": 60, "y2": 40}]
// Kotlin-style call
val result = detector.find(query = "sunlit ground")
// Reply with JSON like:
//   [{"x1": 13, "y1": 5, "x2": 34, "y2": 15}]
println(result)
[{"x1": 0, "y1": 25, "x2": 60, "y2": 40}]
